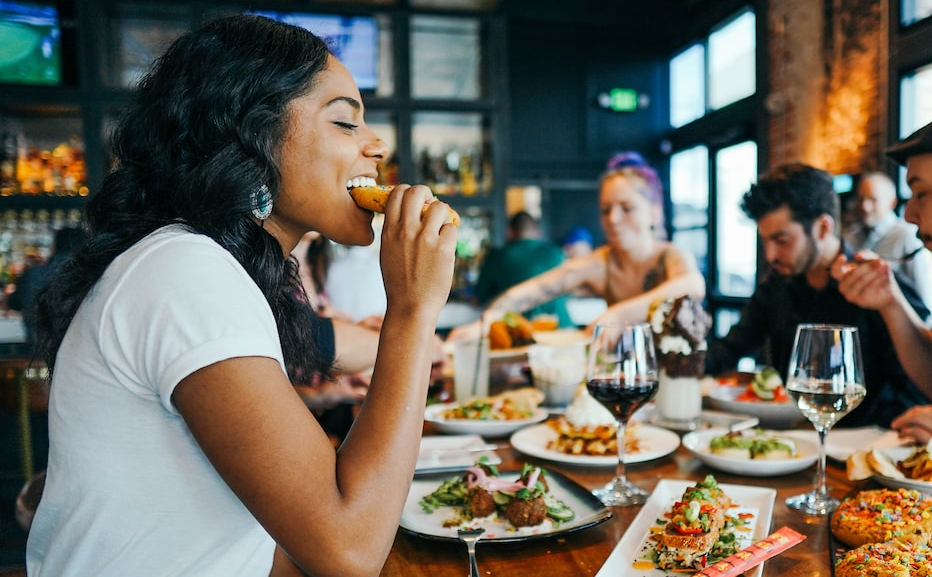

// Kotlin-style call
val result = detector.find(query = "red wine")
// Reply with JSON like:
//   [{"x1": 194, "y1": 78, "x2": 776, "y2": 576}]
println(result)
[{"x1": 587, "y1": 377, "x2": 659, "y2": 421}]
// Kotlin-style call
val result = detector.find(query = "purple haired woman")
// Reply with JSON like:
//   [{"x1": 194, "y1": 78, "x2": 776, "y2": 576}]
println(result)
[{"x1": 448, "y1": 152, "x2": 705, "y2": 337}]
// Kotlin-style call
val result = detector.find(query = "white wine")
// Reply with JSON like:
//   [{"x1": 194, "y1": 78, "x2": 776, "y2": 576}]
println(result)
[{"x1": 786, "y1": 379, "x2": 866, "y2": 431}]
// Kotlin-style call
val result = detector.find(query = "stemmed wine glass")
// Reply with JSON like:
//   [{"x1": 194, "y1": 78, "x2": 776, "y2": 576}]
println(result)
[
  {"x1": 586, "y1": 323, "x2": 659, "y2": 506},
  {"x1": 785, "y1": 324, "x2": 867, "y2": 515}
]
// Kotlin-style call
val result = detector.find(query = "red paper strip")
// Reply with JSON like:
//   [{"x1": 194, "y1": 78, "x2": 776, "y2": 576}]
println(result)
[{"x1": 695, "y1": 526, "x2": 806, "y2": 577}]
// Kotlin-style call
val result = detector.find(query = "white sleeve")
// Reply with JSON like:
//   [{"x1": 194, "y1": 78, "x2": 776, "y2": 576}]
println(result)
[{"x1": 96, "y1": 234, "x2": 285, "y2": 414}]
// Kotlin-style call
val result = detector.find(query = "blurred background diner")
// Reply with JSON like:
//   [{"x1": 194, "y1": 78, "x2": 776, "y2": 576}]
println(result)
[{"x1": 3, "y1": 0, "x2": 932, "y2": 573}]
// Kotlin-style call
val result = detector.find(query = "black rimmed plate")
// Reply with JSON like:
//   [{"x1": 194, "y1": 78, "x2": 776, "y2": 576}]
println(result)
[{"x1": 399, "y1": 467, "x2": 611, "y2": 543}]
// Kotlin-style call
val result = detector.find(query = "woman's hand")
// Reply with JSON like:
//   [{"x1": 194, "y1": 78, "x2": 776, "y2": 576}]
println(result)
[{"x1": 379, "y1": 185, "x2": 456, "y2": 320}]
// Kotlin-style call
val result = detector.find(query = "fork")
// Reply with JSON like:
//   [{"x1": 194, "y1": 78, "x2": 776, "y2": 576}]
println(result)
[{"x1": 457, "y1": 527, "x2": 485, "y2": 577}]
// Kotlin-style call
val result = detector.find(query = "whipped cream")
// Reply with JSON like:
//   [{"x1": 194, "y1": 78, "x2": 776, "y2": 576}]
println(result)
[{"x1": 565, "y1": 386, "x2": 615, "y2": 427}]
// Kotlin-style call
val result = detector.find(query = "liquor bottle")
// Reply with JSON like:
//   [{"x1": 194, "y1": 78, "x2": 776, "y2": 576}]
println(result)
[{"x1": 0, "y1": 132, "x2": 17, "y2": 194}]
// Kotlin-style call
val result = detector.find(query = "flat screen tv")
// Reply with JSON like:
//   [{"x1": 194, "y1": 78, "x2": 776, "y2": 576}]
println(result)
[
  {"x1": 249, "y1": 11, "x2": 379, "y2": 91},
  {"x1": 0, "y1": 0, "x2": 61, "y2": 86}
]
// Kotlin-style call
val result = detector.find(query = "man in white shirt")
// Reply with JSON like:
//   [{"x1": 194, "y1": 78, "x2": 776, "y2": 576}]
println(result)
[{"x1": 844, "y1": 171, "x2": 932, "y2": 316}]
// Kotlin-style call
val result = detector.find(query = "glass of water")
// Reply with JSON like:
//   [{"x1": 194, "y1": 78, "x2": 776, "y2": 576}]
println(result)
[{"x1": 784, "y1": 324, "x2": 866, "y2": 515}]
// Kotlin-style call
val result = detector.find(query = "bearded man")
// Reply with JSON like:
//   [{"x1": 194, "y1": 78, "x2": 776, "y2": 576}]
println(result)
[{"x1": 705, "y1": 163, "x2": 930, "y2": 427}]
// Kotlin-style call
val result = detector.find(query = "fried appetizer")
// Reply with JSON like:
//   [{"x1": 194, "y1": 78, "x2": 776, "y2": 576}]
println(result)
[{"x1": 347, "y1": 178, "x2": 461, "y2": 226}]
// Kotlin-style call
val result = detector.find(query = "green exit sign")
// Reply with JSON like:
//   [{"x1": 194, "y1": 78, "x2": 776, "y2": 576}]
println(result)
[{"x1": 608, "y1": 88, "x2": 638, "y2": 112}]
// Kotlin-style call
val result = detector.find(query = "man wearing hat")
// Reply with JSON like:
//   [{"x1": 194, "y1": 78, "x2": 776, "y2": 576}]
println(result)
[{"x1": 832, "y1": 119, "x2": 932, "y2": 441}]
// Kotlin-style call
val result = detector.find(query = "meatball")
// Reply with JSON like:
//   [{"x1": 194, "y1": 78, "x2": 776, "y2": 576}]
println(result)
[
  {"x1": 467, "y1": 487, "x2": 497, "y2": 518},
  {"x1": 503, "y1": 496, "x2": 547, "y2": 527}
]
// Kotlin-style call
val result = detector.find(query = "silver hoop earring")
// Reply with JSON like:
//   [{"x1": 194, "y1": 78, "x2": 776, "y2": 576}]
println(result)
[{"x1": 251, "y1": 184, "x2": 273, "y2": 220}]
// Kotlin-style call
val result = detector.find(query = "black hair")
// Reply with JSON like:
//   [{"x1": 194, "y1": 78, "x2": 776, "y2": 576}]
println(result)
[
  {"x1": 741, "y1": 163, "x2": 839, "y2": 232},
  {"x1": 508, "y1": 211, "x2": 538, "y2": 236},
  {"x1": 305, "y1": 235, "x2": 333, "y2": 298},
  {"x1": 34, "y1": 14, "x2": 335, "y2": 382}
]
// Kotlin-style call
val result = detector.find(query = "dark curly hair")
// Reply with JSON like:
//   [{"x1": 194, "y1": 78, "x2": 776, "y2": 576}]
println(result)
[
  {"x1": 34, "y1": 14, "x2": 335, "y2": 382},
  {"x1": 741, "y1": 163, "x2": 839, "y2": 232}
]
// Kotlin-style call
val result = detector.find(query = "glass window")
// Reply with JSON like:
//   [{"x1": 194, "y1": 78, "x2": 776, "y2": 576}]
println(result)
[
  {"x1": 898, "y1": 63, "x2": 932, "y2": 196},
  {"x1": 900, "y1": 62, "x2": 932, "y2": 138},
  {"x1": 669, "y1": 145, "x2": 709, "y2": 276},
  {"x1": 708, "y1": 10, "x2": 756, "y2": 110},
  {"x1": 902, "y1": 0, "x2": 932, "y2": 25},
  {"x1": 107, "y1": 15, "x2": 188, "y2": 88},
  {"x1": 715, "y1": 141, "x2": 758, "y2": 297},
  {"x1": 412, "y1": 111, "x2": 490, "y2": 195},
  {"x1": 411, "y1": 15, "x2": 481, "y2": 99},
  {"x1": 715, "y1": 308, "x2": 742, "y2": 339},
  {"x1": 670, "y1": 44, "x2": 705, "y2": 128}
]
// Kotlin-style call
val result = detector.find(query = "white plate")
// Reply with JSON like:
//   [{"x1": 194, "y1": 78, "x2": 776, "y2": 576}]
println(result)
[
  {"x1": 871, "y1": 446, "x2": 932, "y2": 495},
  {"x1": 424, "y1": 404, "x2": 549, "y2": 437},
  {"x1": 682, "y1": 428, "x2": 819, "y2": 476},
  {"x1": 510, "y1": 423, "x2": 680, "y2": 466},
  {"x1": 415, "y1": 435, "x2": 502, "y2": 474},
  {"x1": 400, "y1": 467, "x2": 612, "y2": 543},
  {"x1": 707, "y1": 384, "x2": 806, "y2": 428},
  {"x1": 595, "y1": 479, "x2": 776, "y2": 577},
  {"x1": 824, "y1": 426, "x2": 904, "y2": 461}
]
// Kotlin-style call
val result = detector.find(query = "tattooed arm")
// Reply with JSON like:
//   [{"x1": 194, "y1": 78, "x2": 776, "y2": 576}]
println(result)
[
  {"x1": 445, "y1": 252, "x2": 603, "y2": 342},
  {"x1": 586, "y1": 245, "x2": 705, "y2": 333},
  {"x1": 482, "y1": 255, "x2": 603, "y2": 322}
]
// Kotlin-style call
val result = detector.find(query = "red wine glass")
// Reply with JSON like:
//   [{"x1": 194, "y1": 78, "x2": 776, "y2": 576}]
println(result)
[{"x1": 586, "y1": 323, "x2": 659, "y2": 506}]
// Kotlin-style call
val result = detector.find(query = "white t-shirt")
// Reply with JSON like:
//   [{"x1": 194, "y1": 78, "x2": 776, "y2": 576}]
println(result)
[
  {"x1": 324, "y1": 246, "x2": 386, "y2": 322},
  {"x1": 27, "y1": 225, "x2": 285, "y2": 577}
]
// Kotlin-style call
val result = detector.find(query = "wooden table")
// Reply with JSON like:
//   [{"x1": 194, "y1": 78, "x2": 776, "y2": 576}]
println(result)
[{"x1": 380, "y1": 428, "x2": 863, "y2": 577}]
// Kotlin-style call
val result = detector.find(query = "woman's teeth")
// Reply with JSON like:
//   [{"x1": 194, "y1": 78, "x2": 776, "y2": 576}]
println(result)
[{"x1": 346, "y1": 177, "x2": 377, "y2": 189}]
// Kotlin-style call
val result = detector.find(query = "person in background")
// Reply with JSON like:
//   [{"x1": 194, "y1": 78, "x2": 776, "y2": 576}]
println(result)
[
  {"x1": 447, "y1": 151, "x2": 705, "y2": 340},
  {"x1": 324, "y1": 216, "x2": 387, "y2": 324},
  {"x1": 473, "y1": 210, "x2": 571, "y2": 327},
  {"x1": 7, "y1": 226, "x2": 86, "y2": 350},
  {"x1": 831, "y1": 120, "x2": 932, "y2": 441},
  {"x1": 27, "y1": 14, "x2": 456, "y2": 577},
  {"x1": 843, "y1": 170, "x2": 932, "y2": 315},
  {"x1": 705, "y1": 163, "x2": 929, "y2": 428},
  {"x1": 561, "y1": 225, "x2": 594, "y2": 259}
]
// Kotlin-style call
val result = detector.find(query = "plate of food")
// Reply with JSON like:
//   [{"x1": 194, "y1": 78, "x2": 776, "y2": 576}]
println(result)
[
  {"x1": 424, "y1": 392, "x2": 549, "y2": 437},
  {"x1": 595, "y1": 476, "x2": 775, "y2": 576},
  {"x1": 707, "y1": 368, "x2": 805, "y2": 428},
  {"x1": 510, "y1": 421, "x2": 680, "y2": 467},
  {"x1": 682, "y1": 427, "x2": 819, "y2": 476},
  {"x1": 400, "y1": 461, "x2": 612, "y2": 543},
  {"x1": 846, "y1": 444, "x2": 932, "y2": 494}
]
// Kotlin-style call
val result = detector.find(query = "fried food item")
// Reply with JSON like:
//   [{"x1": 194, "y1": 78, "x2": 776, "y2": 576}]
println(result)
[
  {"x1": 502, "y1": 496, "x2": 547, "y2": 528},
  {"x1": 898, "y1": 448, "x2": 932, "y2": 481},
  {"x1": 348, "y1": 184, "x2": 461, "y2": 226},
  {"x1": 488, "y1": 312, "x2": 536, "y2": 350}
]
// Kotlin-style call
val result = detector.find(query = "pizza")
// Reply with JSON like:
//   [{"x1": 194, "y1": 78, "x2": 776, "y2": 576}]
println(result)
[
  {"x1": 834, "y1": 540, "x2": 932, "y2": 577},
  {"x1": 830, "y1": 488, "x2": 932, "y2": 548}
]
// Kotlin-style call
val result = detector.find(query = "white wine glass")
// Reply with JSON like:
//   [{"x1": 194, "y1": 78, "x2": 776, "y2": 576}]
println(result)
[
  {"x1": 586, "y1": 323, "x2": 659, "y2": 506},
  {"x1": 785, "y1": 324, "x2": 866, "y2": 515}
]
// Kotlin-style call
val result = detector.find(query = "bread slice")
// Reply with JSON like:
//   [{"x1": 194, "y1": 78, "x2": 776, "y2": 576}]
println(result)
[
  {"x1": 867, "y1": 448, "x2": 905, "y2": 479},
  {"x1": 846, "y1": 450, "x2": 874, "y2": 481}
]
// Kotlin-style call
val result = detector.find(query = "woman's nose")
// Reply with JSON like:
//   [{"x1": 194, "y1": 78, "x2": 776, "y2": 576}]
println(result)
[{"x1": 364, "y1": 136, "x2": 389, "y2": 160}]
